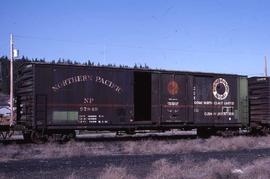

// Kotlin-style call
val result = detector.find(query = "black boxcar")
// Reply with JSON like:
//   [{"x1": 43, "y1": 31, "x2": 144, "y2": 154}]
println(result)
[
  {"x1": 15, "y1": 63, "x2": 249, "y2": 140},
  {"x1": 151, "y1": 72, "x2": 248, "y2": 129}
]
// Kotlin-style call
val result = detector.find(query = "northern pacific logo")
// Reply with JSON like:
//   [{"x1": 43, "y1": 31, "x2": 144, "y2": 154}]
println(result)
[{"x1": 52, "y1": 75, "x2": 122, "y2": 94}]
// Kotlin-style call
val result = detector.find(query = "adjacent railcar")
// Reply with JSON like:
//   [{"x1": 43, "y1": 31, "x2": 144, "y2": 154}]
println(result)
[
  {"x1": 249, "y1": 77, "x2": 270, "y2": 130},
  {"x1": 15, "y1": 63, "x2": 249, "y2": 141}
]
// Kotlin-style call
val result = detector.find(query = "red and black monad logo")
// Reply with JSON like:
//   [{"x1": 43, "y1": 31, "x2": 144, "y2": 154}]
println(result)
[{"x1": 167, "y1": 80, "x2": 179, "y2": 95}]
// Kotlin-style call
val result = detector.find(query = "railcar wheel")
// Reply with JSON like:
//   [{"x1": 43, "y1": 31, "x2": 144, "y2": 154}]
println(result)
[
  {"x1": 23, "y1": 132, "x2": 31, "y2": 142},
  {"x1": 126, "y1": 129, "x2": 135, "y2": 135},
  {"x1": 0, "y1": 130, "x2": 14, "y2": 140},
  {"x1": 69, "y1": 131, "x2": 76, "y2": 140},
  {"x1": 260, "y1": 127, "x2": 270, "y2": 136},
  {"x1": 251, "y1": 127, "x2": 269, "y2": 136},
  {"x1": 31, "y1": 131, "x2": 45, "y2": 144},
  {"x1": 60, "y1": 131, "x2": 76, "y2": 143},
  {"x1": 197, "y1": 128, "x2": 216, "y2": 138}
]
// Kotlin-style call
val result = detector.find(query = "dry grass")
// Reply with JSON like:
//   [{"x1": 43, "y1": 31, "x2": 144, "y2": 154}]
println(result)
[
  {"x1": 97, "y1": 157, "x2": 270, "y2": 179},
  {"x1": 122, "y1": 135, "x2": 270, "y2": 154},
  {"x1": 2, "y1": 157, "x2": 270, "y2": 179},
  {"x1": 240, "y1": 158, "x2": 270, "y2": 179},
  {"x1": 97, "y1": 166, "x2": 137, "y2": 179},
  {"x1": 145, "y1": 159, "x2": 238, "y2": 179},
  {"x1": 1, "y1": 135, "x2": 270, "y2": 162},
  {"x1": 0, "y1": 174, "x2": 14, "y2": 179}
]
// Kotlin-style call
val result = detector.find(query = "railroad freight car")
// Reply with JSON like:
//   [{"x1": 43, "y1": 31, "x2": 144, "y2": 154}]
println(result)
[
  {"x1": 15, "y1": 63, "x2": 249, "y2": 142},
  {"x1": 249, "y1": 77, "x2": 270, "y2": 133}
]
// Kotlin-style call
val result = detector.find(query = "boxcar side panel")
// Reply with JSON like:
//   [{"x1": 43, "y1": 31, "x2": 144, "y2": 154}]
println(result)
[
  {"x1": 35, "y1": 65, "x2": 134, "y2": 128},
  {"x1": 193, "y1": 76, "x2": 214, "y2": 124},
  {"x1": 160, "y1": 73, "x2": 191, "y2": 123},
  {"x1": 151, "y1": 73, "x2": 161, "y2": 123},
  {"x1": 193, "y1": 75, "x2": 239, "y2": 125},
  {"x1": 34, "y1": 65, "x2": 52, "y2": 128},
  {"x1": 249, "y1": 77, "x2": 270, "y2": 127},
  {"x1": 238, "y1": 77, "x2": 249, "y2": 125}
]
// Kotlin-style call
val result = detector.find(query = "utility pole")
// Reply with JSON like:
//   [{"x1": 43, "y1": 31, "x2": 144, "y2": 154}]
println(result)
[
  {"x1": 9, "y1": 34, "x2": 14, "y2": 126},
  {"x1": 265, "y1": 56, "x2": 268, "y2": 77}
]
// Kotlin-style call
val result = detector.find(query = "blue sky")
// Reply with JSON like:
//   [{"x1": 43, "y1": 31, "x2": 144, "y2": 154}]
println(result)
[{"x1": 1, "y1": 0, "x2": 270, "y2": 75}]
